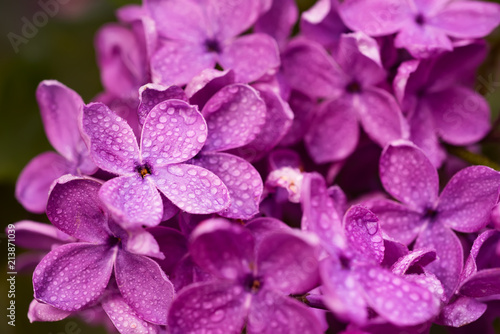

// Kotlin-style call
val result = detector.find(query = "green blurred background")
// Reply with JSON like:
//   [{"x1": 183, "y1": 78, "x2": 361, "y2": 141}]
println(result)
[{"x1": 0, "y1": 0, "x2": 499, "y2": 333}]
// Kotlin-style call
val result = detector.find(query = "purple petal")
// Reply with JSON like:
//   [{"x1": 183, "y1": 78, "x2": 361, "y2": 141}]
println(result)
[
  {"x1": 147, "y1": 226, "x2": 187, "y2": 275},
  {"x1": 415, "y1": 223, "x2": 463, "y2": 300},
  {"x1": 393, "y1": 60, "x2": 420, "y2": 106},
  {"x1": 268, "y1": 148, "x2": 302, "y2": 170},
  {"x1": 82, "y1": 103, "x2": 139, "y2": 175},
  {"x1": 141, "y1": 99, "x2": 206, "y2": 166},
  {"x1": 186, "y1": 69, "x2": 235, "y2": 110},
  {"x1": 257, "y1": 231, "x2": 320, "y2": 294},
  {"x1": 124, "y1": 229, "x2": 164, "y2": 259},
  {"x1": 150, "y1": 40, "x2": 216, "y2": 86},
  {"x1": 391, "y1": 248, "x2": 437, "y2": 275},
  {"x1": 254, "y1": 0, "x2": 298, "y2": 49},
  {"x1": 248, "y1": 290, "x2": 323, "y2": 334},
  {"x1": 305, "y1": 97, "x2": 360, "y2": 163},
  {"x1": 379, "y1": 142, "x2": 438, "y2": 211},
  {"x1": 102, "y1": 294, "x2": 160, "y2": 334},
  {"x1": 14, "y1": 220, "x2": 70, "y2": 251},
  {"x1": 279, "y1": 90, "x2": 315, "y2": 146},
  {"x1": 36, "y1": 81, "x2": 88, "y2": 163},
  {"x1": 344, "y1": 205, "x2": 385, "y2": 265},
  {"x1": 356, "y1": 266, "x2": 441, "y2": 326},
  {"x1": 364, "y1": 198, "x2": 425, "y2": 245},
  {"x1": 219, "y1": 33, "x2": 280, "y2": 83},
  {"x1": 138, "y1": 84, "x2": 188, "y2": 126},
  {"x1": 15, "y1": 152, "x2": 72, "y2": 213},
  {"x1": 461, "y1": 230, "x2": 500, "y2": 284},
  {"x1": 192, "y1": 152, "x2": 262, "y2": 219},
  {"x1": 380, "y1": 239, "x2": 409, "y2": 268},
  {"x1": 231, "y1": 86, "x2": 293, "y2": 162},
  {"x1": 432, "y1": 1, "x2": 500, "y2": 39},
  {"x1": 115, "y1": 251, "x2": 174, "y2": 325},
  {"x1": 99, "y1": 176, "x2": 163, "y2": 228},
  {"x1": 201, "y1": 84, "x2": 266, "y2": 152},
  {"x1": 394, "y1": 24, "x2": 453, "y2": 59},
  {"x1": 189, "y1": 218, "x2": 254, "y2": 280},
  {"x1": 437, "y1": 166, "x2": 500, "y2": 233},
  {"x1": 282, "y1": 38, "x2": 345, "y2": 99},
  {"x1": 33, "y1": 243, "x2": 115, "y2": 311},
  {"x1": 167, "y1": 281, "x2": 248, "y2": 334},
  {"x1": 208, "y1": 0, "x2": 261, "y2": 40},
  {"x1": 245, "y1": 217, "x2": 291, "y2": 245},
  {"x1": 459, "y1": 269, "x2": 500, "y2": 298},
  {"x1": 356, "y1": 88, "x2": 407, "y2": 148},
  {"x1": 95, "y1": 24, "x2": 146, "y2": 98},
  {"x1": 160, "y1": 193, "x2": 180, "y2": 221},
  {"x1": 321, "y1": 259, "x2": 368, "y2": 324},
  {"x1": 47, "y1": 176, "x2": 110, "y2": 243},
  {"x1": 339, "y1": 0, "x2": 411, "y2": 36},
  {"x1": 153, "y1": 164, "x2": 230, "y2": 214},
  {"x1": 437, "y1": 296, "x2": 487, "y2": 328},
  {"x1": 28, "y1": 299, "x2": 72, "y2": 322},
  {"x1": 426, "y1": 87, "x2": 490, "y2": 145}
]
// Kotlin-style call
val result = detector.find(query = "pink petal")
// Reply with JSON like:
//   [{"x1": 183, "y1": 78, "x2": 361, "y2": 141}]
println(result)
[
  {"x1": 219, "y1": 33, "x2": 280, "y2": 83},
  {"x1": 33, "y1": 243, "x2": 115, "y2": 311},
  {"x1": 254, "y1": 0, "x2": 298, "y2": 49},
  {"x1": 279, "y1": 90, "x2": 315, "y2": 146},
  {"x1": 186, "y1": 69, "x2": 235, "y2": 110},
  {"x1": 379, "y1": 142, "x2": 438, "y2": 211},
  {"x1": 437, "y1": 296, "x2": 487, "y2": 327},
  {"x1": 189, "y1": 218, "x2": 254, "y2": 280},
  {"x1": 14, "y1": 220, "x2": 71, "y2": 251},
  {"x1": 82, "y1": 103, "x2": 139, "y2": 175},
  {"x1": 208, "y1": 0, "x2": 261, "y2": 40},
  {"x1": 102, "y1": 294, "x2": 161, "y2": 334},
  {"x1": 394, "y1": 23, "x2": 453, "y2": 58},
  {"x1": 15, "y1": 152, "x2": 72, "y2": 213},
  {"x1": 141, "y1": 99, "x2": 207, "y2": 166},
  {"x1": 137, "y1": 84, "x2": 188, "y2": 126},
  {"x1": 390, "y1": 248, "x2": 437, "y2": 275},
  {"x1": 201, "y1": 84, "x2": 266, "y2": 152},
  {"x1": 99, "y1": 176, "x2": 163, "y2": 228},
  {"x1": 459, "y1": 268, "x2": 500, "y2": 298},
  {"x1": 115, "y1": 251, "x2": 175, "y2": 325},
  {"x1": 28, "y1": 299, "x2": 72, "y2": 322},
  {"x1": 153, "y1": 164, "x2": 230, "y2": 214},
  {"x1": 192, "y1": 152, "x2": 262, "y2": 219}
]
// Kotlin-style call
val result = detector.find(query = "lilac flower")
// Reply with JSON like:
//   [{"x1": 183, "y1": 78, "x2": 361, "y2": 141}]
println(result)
[
  {"x1": 82, "y1": 99, "x2": 230, "y2": 228},
  {"x1": 339, "y1": 0, "x2": 500, "y2": 58},
  {"x1": 254, "y1": 0, "x2": 298, "y2": 50},
  {"x1": 394, "y1": 41, "x2": 491, "y2": 167},
  {"x1": 144, "y1": 0, "x2": 280, "y2": 85},
  {"x1": 15, "y1": 81, "x2": 97, "y2": 213},
  {"x1": 300, "y1": 173, "x2": 443, "y2": 326},
  {"x1": 33, "y1": 176, "x2": 174, "y2": 325},
  {"x1": 365, "y1": 141, "x2": 500, "y2": 300},
  {"x1": 167, "y1": 218, "x2": 323, "y2": 333},
  {"x1": 282, "y1": 32, "x2": 407, "y2": 163}
]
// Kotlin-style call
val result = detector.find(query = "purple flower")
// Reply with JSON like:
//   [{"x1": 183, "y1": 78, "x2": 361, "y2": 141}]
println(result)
[
  {"x1": 144, "y1": 0, "x2": 280, "y2": 85},
  {"x1": 300, "y1": 173, "x2": 443, "y2": 326},
  {"x1": 33, "y1": 176, "x2": 174, "y2": 325},
  {"x1": 365, "y1": 141, "x2": 500, "y2": 300},
  {"x1": 15, "y1": 81, "x2": 97, "y2": 213},
  {"x1": 394, "y1": 41, "x2": 491, "y2": 167},
  {"x1": 339, "y1": 0, "x2": 500, "y2": 58},
  {"x1": 167, "y1": 218, "x2": 323, "y2": 333},
  {"x1": 82, "y1": 99, "x2": 230, "y2": 228},
  {"x1": 282, "y1": 33, "x2": 407, "y2": 163}
]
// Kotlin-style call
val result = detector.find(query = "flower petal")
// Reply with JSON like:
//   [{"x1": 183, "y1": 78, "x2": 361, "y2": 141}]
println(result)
[
  {"x1": 279, "y1": 90, "x2": 315, "y2": 146},
  {"x1": 461, "y1": 230, "x2": 500, "y2": 284},
  {"x1": 426, "y1": 87, "x2": 490, "y2": 146},
  {"x1": 208, "y1": 0, "x2": 261, "y2": 40},
  {"x1": 167, "y1": 281, "x2": 248, "y2": 334},
  {"x1": 364, "y1": 198, "x2": 425, "y2": 246},
  {"x1": 305, "y1": 97, "x2": 360, "y2": 164},
  {"x1": 47, "y1": 176, "x2": 110, "y2": 243},
  {"x1": 147, "y1": 226, "x2": 187, "y2": 275},
  {"x1": 189, "y1": 218, "x2": 254, "y2": 280},
  {"x1": 185, "y1": 69, "x2": 235, "y2": 110},
  {"x1": 248, "y1": 290, "x2": 323, "y2": 334},
  {"x1": 437, "y1": 166, "x2": 500, "y2": 233},
  {"x1": 82, "y1": 102, "x2": 139, "y2": 175},
  {"x1": 137, "y1": 84, "x2": 188, "y2": 126},
  {"x1": 15, "y1": 152, "x2": 72, "y2": 213},
  {"x1": 192, "y1": 152, "x2": 262, "y2": 219},
  {"x1": 437, "y1": 296, "x2": 487, "y2": 328},
  {"x1": 99, "y1": 176, "x2": 163, "y2": 228},
  {"x1": 141, "y1": 99, "x2": 206, "y2": 166},
  {"x1": 254, "y1": 0, "x2": 298, "y2": 49},
  {"x1": 14, "y1": 220, "x2": 71, "y2": 251},
  {"x1": 379, "y1": 141, "x2": 438, "y2": 211},
  {"x1": 28, "y1": 299, "x2": 72, "y2": 323},
  {"x1": 257, "y1": 231, "x2": 320, "y2": 294},
  {"x1": 415, "y1": 223, "x2": 463, "y2": 300},
  {"x1": 390, "y1": 248, "x2": 437, "y2": 275},
  {"x1": 33, "y1": 243, "x2": 115, "y2": 311},
  {"x1": 102, "y1": 294, "x2": 161, "y2": 334},
  {"x1": 394, "y1": 24, "x2": 453, "y2": 59},
  {"x1": 153, "y1": 163, "x2": 230, "y2": 214},
  {"x1": 459, "y1": 269, "x2": 500, "y2": 298},
  {"x1": 202, "y1": 84, "x2": 266, "y2": 152},
  {"x1": 115, "y1": 251, "x2": 175, "y2": 325}
]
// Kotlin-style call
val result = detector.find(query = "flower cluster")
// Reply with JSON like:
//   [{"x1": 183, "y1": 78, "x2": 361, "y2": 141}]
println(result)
[{"x1": 13, "y1": 0, "x2": 500, "y2": 333}]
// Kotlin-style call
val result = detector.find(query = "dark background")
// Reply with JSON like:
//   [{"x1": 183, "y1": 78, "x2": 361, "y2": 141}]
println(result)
[{"x1": 0, "y1": 0, "x2": 499, "y2": 333}]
